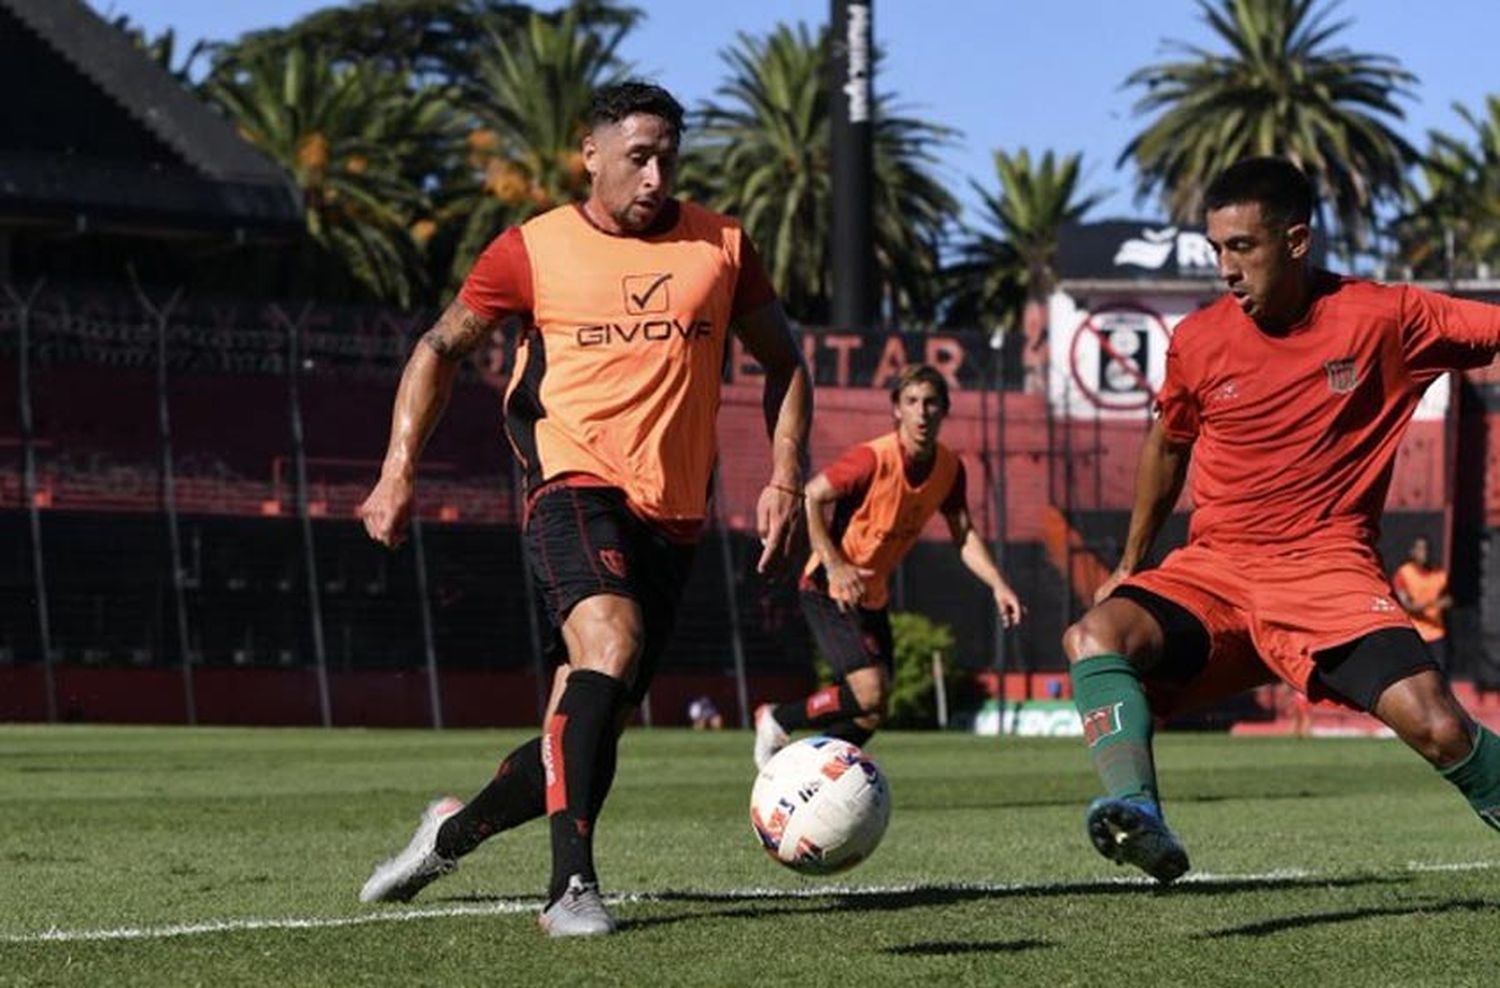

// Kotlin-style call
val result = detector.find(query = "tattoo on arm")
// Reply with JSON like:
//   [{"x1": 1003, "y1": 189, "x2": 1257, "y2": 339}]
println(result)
[{"x1": 421, "y1": 302, "x2": 496, "y2": 361}]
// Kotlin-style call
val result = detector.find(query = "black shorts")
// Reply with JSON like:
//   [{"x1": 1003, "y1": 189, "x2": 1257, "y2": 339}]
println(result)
[
  {"x1": 800, "y1": 589, "x2": 894, "y2": 678},
  {"x1": 1111, "y1": 585, "x2": 1436, "y2": 713},
  {"x1": 524, "y1": 485, "x2": 697, "y2": 704}
]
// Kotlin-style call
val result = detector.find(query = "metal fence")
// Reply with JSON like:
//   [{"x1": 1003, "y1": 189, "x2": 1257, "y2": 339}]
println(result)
[{"x1": 1, "y1": 278, "x2": 1158, "y2": 726}]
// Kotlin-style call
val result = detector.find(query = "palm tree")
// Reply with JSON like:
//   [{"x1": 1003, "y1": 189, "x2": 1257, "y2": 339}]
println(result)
[
  {"x1": 219, "y1": 1, "x2": 638, "y2": 86},
  {"x1": 1396, "y1": 97, "x2": 1500, "y2": 281},
  {"x1": 203, "y1": 45, "x2": 454, "y2": 306},
  {"x1": 432, "y1": 5, "x2": 634, "y2": 291},
  {"x1": 684, "y1": 23, "x2": 958, "y2": 326},
  {"x1": 109, "y1": 16, "x2": 209, "y2": 84},
  {"x1": 1120, "y1": 0, "x2": 1417, "y2": 252},
  {"x1": 946, "y1": 149, "x2": 1103, "y2": 332}
]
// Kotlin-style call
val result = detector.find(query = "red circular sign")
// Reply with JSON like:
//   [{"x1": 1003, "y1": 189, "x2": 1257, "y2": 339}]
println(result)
[{"x1": 1067, "y1": 302, "x2": 1173, "y2": 410}]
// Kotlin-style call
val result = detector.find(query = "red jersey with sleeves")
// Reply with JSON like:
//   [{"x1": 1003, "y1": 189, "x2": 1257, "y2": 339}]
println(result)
[
  {"x1": 456, "y1": 201, "x2": 777, "y2": 534},
  {"x1": 1157, "y1": 272, "x2": 1500, "y2": 551},
  {"x1": 803, "y1": 432, "x2": 965, "y2": 609}
]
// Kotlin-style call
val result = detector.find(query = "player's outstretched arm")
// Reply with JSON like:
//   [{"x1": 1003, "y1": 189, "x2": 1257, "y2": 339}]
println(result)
[
  {"x1": 944, "y1": 505, "x2": 1025, "y2": 627},
  {"x1": 1095, "y1": 419, "x2": 1192, "y2": 603},
  {"x1": 734, "y1": 299, "x2": 812, "y2": 573},
  {"x1": 359, "y1": 298, "x2": 497, "y2": 548}
]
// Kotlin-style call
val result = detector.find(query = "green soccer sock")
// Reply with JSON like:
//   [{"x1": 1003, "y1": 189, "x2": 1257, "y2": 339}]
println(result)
[
  {"x1": 1438, "y1": 725, "x2": 1500, "y2": 834},
  {"x1": 1070, "y1": 652, "x2": 1159, "y2": 806}
]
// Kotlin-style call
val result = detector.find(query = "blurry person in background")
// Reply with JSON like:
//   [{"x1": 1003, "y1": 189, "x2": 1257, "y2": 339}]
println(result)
[{"x1": 1393, "y1": 535, "x2": 1452, "y2": 668}]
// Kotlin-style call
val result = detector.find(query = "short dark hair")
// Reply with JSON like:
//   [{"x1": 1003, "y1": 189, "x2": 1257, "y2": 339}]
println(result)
[
  {"x1": 1203, "y1": 157, "x2": 1315, "y2": 230},
  {"x1": 588, "y1": 81, "x2": 685, "y2": 144},
  {"x1": 889, "y1": 364, "x2": 950, "y2": 411}
]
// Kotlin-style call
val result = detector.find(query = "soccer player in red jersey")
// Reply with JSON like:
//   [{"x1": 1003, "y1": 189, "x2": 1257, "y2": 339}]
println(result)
[
  {"x1": 355, "y1": 82, "x2": 811, "y2": 934},
  {"x1": 754, "y1": 364, "x2": 1024, "y2": 768},
  {"x1": 1063, "y1": 157, "x2": 1500, "y2": 883}
]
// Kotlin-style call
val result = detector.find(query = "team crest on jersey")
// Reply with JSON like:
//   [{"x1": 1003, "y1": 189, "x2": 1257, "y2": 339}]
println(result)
[
  {"x1": 622, "y1": 272, "x2": 672, "y2": 314},
  {"x1": 1323, "y1": 357, "x2": 1359, "y2": 394},
  {"x1": 599, "y1": 548, "x2": 628, "y2": 579}
]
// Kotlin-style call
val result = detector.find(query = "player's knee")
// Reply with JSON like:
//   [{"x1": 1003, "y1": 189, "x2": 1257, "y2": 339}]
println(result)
[
  {"x1": 1403, "y1": 710, "x2": 1472, "y2": 765},
  {"x1": 1063, "y1": 612, "x2": 1119, "y2": 663},
  {"x1": 573, "y1": 622, "x2": 643, "y2": 677},
  {"x1": 853, "y1": 708, "x2": 885, "y2": 731},
  {"x1": 849, "y1": 672, "x2": 889, "y2": 715}
]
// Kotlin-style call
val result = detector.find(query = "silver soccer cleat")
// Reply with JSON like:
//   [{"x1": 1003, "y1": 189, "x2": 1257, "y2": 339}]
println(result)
[
  {"x1": 753, "y1": 703, "x2": 789, "y2": 770},
  {"x1": 359, "y1": 796, "x2": 464, "y2": 903},
  {"x1": 538, "y1": 875, "x2": 617, "y2": 937}
]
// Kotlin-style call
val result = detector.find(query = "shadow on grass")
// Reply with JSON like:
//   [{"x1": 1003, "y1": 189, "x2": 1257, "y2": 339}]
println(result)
[
  {"x1": 1199, "y1": 897, "x2": 1500, "y2": 939},
  {"x1": 884, "y1": 937, "x2": 1053, "y2": 956},
  {"x1": 933, "y1": 789, "x2": 1330, "y2": 812},
  {"x1": 437, "y1": 872, "x2": 1400, "y2": 933}
]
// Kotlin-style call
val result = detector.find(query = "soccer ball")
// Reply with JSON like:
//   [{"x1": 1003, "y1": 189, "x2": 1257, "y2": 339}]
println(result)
[{"x1": 749, "y1": 736, "x2": 891, "y2": 875}]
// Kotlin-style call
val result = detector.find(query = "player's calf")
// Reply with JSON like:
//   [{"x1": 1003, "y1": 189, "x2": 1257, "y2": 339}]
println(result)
[{"x1": 1438, "y1": 725, "x2": 1500, "y2": 834}]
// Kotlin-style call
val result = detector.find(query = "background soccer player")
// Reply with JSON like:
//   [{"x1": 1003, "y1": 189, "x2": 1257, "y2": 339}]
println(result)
[
  {"x1": 754, "y1": 364, "x2": 1024, "y2": 768},
  {"x1": 356, "y1": 81, "x2": 811, "y2": 935},
  {"x1": 1062, "y1": 157, "x2": 1500, "y2": 883},
  {"x1": 1393, "y1": 535, "x2": 1452, "y2": 667}
]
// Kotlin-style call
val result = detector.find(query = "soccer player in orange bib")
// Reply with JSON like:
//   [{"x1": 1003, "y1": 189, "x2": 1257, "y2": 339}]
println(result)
[
  {"x1": 1393, "y1": 535, "x2": 1452, "y2": 665},
  {"x1": 1063, "y1": 157, "x2": 1500, "y2": 883},
  {"x1": 754, "y1": 364, "x2": 1024, "y2": 768},
  {"x1": 356, "y1": 82, "x2": 811, "y2": 935}
]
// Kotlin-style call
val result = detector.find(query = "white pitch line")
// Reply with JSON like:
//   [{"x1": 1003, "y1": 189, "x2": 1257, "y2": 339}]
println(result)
[{"x1": 5, "y1": 860, "x2": 1495, "y2": 945}]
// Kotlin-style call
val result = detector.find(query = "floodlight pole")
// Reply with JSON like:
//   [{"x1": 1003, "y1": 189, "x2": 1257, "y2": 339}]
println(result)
[
  {"x1": 281, "y1": 304, "x2": 332, "y2": 728},
  {"x1": 131, "y1": 273, "x2": 197, "y2": 725},
  {"x1": 830, "y1": 0, "x2": 876, "y2": 331},
  {"x1": 410, "y1": 516, "x2": 443, "y2": 729},
  {"x1": 715, "y1": 473, "x2": 752, "y2": 729},
  {"x1": 9, "y1": 281, "x2": 57, "y2": 722}
]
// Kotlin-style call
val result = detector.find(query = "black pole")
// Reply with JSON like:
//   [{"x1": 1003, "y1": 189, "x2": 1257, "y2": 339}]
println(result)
[
  {"x1": 993, "y1": 342, "x2": 1009, "y2": 674},
  {"x1": 131, "y1": 273, "x2": 197, "y2": 725},
  {"x1": 516, "y1": 471, "x2": 549, "y2": 721},
  {"x1": 8, "y1": 281, "x2": 56, "y2": 722},
  {"x1": 829, "y1": 0, "x2": 876, "y2": 331},
  {"x1": 410, "y1": 516, "x2": 443, "y2": 729},
  {"x1": 714, "y1": 473, "x2": 752, "y2": 729},
  {"x1": 279, "y1": 303, "x2": 332, "y2": 727}
]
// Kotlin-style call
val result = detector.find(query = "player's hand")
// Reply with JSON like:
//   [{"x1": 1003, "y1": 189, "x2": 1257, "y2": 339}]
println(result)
[
  {"x1": 755, "y1": 483, "x2": 804, "y2": 574},
  {"x1": 358, "y1": 473, "x2": 415, "y2": 548},
  {"x1": 826, "y1": 560, "x2": 876, "y2": 612},
  {"x1": 994, "y1": 585, "x2": 1026, "y2": 628},
  {"x1": 1093, "y1": 566, "x2": 1131, "y2": 605}
]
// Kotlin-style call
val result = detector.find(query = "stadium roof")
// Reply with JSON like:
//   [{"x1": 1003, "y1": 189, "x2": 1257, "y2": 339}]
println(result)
[{"x1": 0, "y1": 0, "x2": 301, "y2": 236}]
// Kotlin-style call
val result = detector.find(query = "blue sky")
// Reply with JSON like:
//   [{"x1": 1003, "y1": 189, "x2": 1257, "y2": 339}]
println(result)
[{"x1": 89, "y1": 0, "x2": 1500, "y2": 225}]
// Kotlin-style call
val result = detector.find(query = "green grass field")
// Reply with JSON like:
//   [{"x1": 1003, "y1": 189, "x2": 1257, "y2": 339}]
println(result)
[{"x1": 2, "y1": 725, "x2": 1497, "y2": 987}]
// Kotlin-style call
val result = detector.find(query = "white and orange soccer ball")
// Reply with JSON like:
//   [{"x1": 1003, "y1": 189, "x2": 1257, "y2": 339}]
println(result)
[{"x1": 749, "y1": 736, "x2": 891, "y2": 875}]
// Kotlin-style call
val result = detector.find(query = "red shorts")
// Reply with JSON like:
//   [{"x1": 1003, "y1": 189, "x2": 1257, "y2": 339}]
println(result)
[{"x1": 1123, "y1": 541, "x2": 1411, "y2": 716}]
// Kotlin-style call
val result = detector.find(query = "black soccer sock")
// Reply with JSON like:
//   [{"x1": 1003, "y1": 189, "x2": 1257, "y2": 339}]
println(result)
[
  {"x1": 772, "y1": 683, "x2": 865, "y2": 732},
  {"x1": 589, "y1": 718, "x2": 620, "y2": 822},
  {"x1": 434, "y1": 737, "x2": 546, "y2": 860},
  {"x1": 824, "y1": 720, "x2": 875, "y2": 748},
  {"x1": 545, "y1": 669, "x2": 626, "y2": 903}
]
